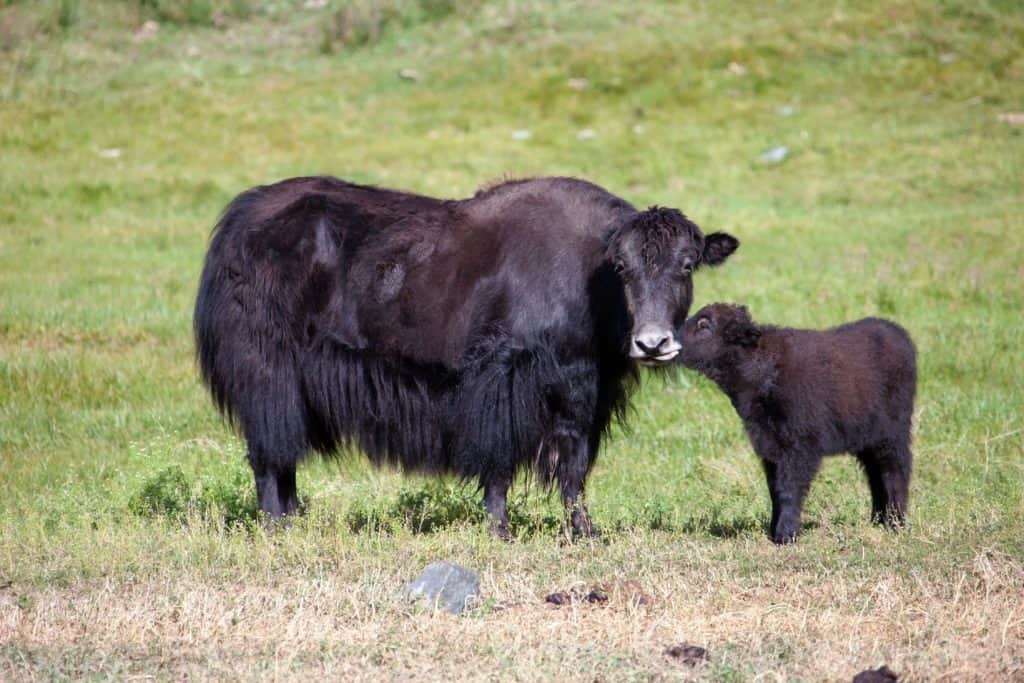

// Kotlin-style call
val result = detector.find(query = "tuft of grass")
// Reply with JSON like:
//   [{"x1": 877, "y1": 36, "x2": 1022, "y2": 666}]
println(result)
[
  {"x1": 317, "y1": 0, "x2": 479, "y2": 54},
  {"x1": 128, "y1": 464, "x2": 256, "y2": 527}
]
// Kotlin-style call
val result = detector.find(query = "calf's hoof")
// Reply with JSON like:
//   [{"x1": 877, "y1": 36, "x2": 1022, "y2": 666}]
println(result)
[{"x1": 873, "y1": 507, "x2": 906, "y2": 529}]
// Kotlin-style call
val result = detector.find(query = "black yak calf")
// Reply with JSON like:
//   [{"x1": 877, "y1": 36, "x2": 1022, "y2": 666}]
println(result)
[{"x1": 677, "y1": 304, "x2": 916, "y2": 544}]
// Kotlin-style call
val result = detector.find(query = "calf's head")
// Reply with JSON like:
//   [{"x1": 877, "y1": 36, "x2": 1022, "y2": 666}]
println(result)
[
  {"x1": 609, "y1": 208, "x2": 738, "y2": 366},
  {"x1": 678, "y1": 303, "x2": 762, "y2": 372}
]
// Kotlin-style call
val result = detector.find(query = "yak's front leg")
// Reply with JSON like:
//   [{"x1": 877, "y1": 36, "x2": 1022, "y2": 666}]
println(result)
[
  {"x1": 555, "y1": 432, "x2": 597, "y2": 538},
  {"x1": 482, "y1": 472, "x2": 512, "y2": 541}
]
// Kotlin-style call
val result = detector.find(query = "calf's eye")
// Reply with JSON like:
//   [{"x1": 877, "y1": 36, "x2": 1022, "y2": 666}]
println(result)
[{"x1": 696, "y1": 318, "x2": 711, "y2": 331}]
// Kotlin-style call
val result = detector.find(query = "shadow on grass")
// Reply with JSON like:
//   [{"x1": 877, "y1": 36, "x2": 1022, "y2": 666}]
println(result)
[{"x1": 127, "y1": 470, "x2": 820, "y2": 543}]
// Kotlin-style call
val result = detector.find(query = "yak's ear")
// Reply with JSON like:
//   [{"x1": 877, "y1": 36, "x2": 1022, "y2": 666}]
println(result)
[
  {"x1": 723, "y1": 308, "x2": 761, "y2": 347},
  {"x1": 702, "y1": 232, "x2": 739, "y2": 267}
]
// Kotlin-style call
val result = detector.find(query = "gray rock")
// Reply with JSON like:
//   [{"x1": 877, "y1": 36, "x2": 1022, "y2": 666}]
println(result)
[
  {"x1": 404, "y1": 562, "x2": 480, "y2": 614},
  {"x1": 758, "y1": 145, "x2": 789, "y2": 164}
]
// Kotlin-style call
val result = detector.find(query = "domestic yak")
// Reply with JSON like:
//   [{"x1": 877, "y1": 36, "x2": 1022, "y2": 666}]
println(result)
[
  {"x1": 194, "y1": 176, "x2": 739, "y2": 538},
  {"x1": 677, "y1": 303, "x2": 916, "y2": 543}
]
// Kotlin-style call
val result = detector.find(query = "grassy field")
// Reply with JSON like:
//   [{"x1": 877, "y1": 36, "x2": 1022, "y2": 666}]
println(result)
[{"x1": 1, "y1": 0, "x2": 1023, "y2": 679}]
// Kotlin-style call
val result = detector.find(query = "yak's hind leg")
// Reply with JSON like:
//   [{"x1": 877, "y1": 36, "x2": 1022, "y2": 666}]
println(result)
[
  {"x1": 857, "y1": 440, "x2": 911, "y2": 528},
  {"x1": 250, "y1": 453, "x2": 299, "y2": 518},
  {"x1": 238, "y1": 363, "x2": 310, "y2": 521}
]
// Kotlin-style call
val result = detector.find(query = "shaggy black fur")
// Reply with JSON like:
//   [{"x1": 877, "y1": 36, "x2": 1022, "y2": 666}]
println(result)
[
  {"x1": 677, "y1": 304, "x2": 917, "y2": 544},
  {"x1": 194, "y1": 175, "x2": 738, "y2": 537}
]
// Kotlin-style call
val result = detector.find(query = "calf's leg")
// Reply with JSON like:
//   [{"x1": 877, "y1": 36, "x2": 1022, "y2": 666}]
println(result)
[
  {"x1": 858, "y1": 441, "x2": 911, "y2": 527},
  {"x1": 761, "y1": 459, "x2": 781, "y2": 536},
  {"x1": 767, "y1": 452, "x2": 821, "y2": 544}
]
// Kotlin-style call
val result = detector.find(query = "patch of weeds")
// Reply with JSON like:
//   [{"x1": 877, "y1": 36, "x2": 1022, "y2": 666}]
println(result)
[
  {"x1": 679, "y1": 510, "x2": 765, "y2": 539},
  {"x1": 507, "y1": 501, "x2": 562, "y2": 539},
  {"x1": 135, "y1": 0, "x2": 255, "y2": 27},
  {"x1": 318, "y1": 0, "x2": 479, "y2": 53},
  {"x1": 344, "y1": 481, "x2": 565, "y2": 537},
  {"x1": 127, "y1": 465, "x2": 191, "y2": 518},
  {"x1": 127, "y1": 464, "x2": 256, "y2": 527},
  {"x1": 345, "y1": 497, "x2": 394, "y2": 534},
  {"x1": 57, "y1": 0, "x2": 79, "y2": 31},
  {"x1": 392, "y1": 482, "x2": 485, "y2": 532},
  {"x1": 345, "y1": 480, "x2": 483, "y2": 534}
]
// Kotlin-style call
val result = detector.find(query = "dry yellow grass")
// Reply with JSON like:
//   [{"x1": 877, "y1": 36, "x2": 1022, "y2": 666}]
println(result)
[{"x1": 2, "y1": 527, "x2": 1021, "y2": 681}]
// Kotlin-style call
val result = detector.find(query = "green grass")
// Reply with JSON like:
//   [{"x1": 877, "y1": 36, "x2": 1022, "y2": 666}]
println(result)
[{"x1": 1, "y1": 0, "x2": 1023, "y2": 679}]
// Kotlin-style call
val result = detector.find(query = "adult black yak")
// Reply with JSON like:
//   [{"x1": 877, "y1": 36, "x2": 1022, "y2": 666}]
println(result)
[{"x1": 194, "y1": 176, "x2": 738, "y2": 538}]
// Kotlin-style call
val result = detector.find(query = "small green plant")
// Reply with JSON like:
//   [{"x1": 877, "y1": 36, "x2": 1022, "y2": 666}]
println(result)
[
  {"x1": 128, "y1": 465, "x2": 256, "y2": 526},
  {"x1": 127, "y1": 465, "x2": 192, "y2": 519},
  {"x1": 57, "y1": 0, "x2": 79, "y2": 31},
  {"x1": 135, "y1": 0, "x2": 254, "y2": 27}
]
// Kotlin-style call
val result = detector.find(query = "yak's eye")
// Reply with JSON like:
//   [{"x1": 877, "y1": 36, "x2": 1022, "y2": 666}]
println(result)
[
  {"x1": 696, "y1": 317, "x2": 711, "y2": 332},
  {"x1": 613, "y1": 261, "x2": 626, "y2": 275},
  {"x1": 681, "y1": 257, "x2": 694, "y2": 276}
]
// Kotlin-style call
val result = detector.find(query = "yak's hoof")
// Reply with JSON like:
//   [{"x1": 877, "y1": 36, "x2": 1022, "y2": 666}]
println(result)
[
  {"x1": 771, "y1": 526, "x2": 798, "y2": 545},
  {"x1": 570, "y1": 519, "x2": 600, "y2": 541},
  {"x1": 488, "y1": 520, "x2": 513, "y2": 542}
]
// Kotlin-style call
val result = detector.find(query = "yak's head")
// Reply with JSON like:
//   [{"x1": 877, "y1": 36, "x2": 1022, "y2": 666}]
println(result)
[
  {"x1": 677, "y1": 303, "x2": 762, "y2": 373},
  {"x1": 608, "y1": 208, "x2": 738, "y2": 366}
]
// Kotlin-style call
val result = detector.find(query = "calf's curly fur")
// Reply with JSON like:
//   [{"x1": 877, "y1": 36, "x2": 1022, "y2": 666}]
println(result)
[{"x1": 678, "y1": 304, "x2": 917, "y2": 543}]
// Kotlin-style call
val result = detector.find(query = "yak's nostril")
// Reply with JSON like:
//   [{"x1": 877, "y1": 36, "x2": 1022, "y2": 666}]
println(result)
[{"x1": 634, "y1": 335, "x2": 669, "y2": 355}]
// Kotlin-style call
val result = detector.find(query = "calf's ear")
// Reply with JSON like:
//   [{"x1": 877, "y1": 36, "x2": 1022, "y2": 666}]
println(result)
[
  {"x1": 702, "y1": 232, "x2": 739, "y2": 267},
  {"x1": 723, "y1": 318, "x2": 761, "y2": 347}
]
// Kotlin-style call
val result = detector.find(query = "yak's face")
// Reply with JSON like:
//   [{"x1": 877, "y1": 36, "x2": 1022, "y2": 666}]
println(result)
[
  {"x1": 678, "y1": 303, "x2": 761, "y2": 372},
  {"x1": 609, "y1": 208, "x2": 739, "y2": 366}
]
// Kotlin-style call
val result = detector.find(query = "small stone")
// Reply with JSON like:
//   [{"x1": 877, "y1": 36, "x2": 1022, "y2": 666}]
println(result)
[
  {"x1": 398, "y1": 68, "x2": 420, "y2": 81},
  {"x1": 663, "y1": 643, "x2": 709, "y2": 666},
  {"x1": 567, "y1": 77, "x2": 588, "y2": 91},
  {"x1": 938, "y1": 52, "x2": 957, "y2": 64},
  {"x1": 133, "y1": 20, "x2": 159, "y2": 43},
  {"x1": 632, "y1": 124, "x2": 646, "y2": 135},
  {"x1": 98, "y1": 148, "x2": 122, "y2": 159},
  {"x1": 304, "y1": 0, "x2": 328, "y2": 8},
  {"x1": 512, "y1": 129, "x2": 531, "y2": 140},
  {"x1": 852, "y1": 664, "x2": 899, "y2": 682},
  {"x1": 404, "y1": 562, "x2": 480, "y2": 614},
  {"x1": 726, "y1": 61, "x2": 747, "y2": 75},
  {"x1": 577, "y1": 128, "x2": 596, "y2": 140},
  {"x1": 758, "y1": 145, "x2": 789, "y2": 164},
  {"x1": 997, "y1": 112, "x2": 1024, "y2": 125},
  {"x1": 777, "y1": 105, "x2": 796, "y2": 117}
]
